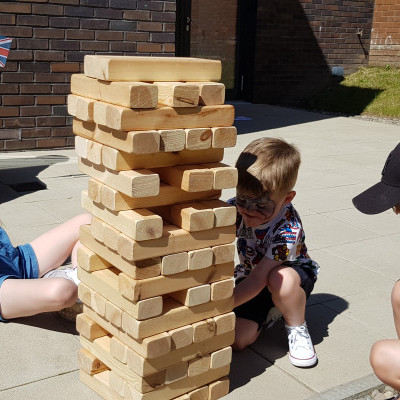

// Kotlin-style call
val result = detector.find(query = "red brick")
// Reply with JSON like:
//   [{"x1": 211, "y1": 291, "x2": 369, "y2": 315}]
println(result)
[
  {"x1": 8, "y1": 50, "x2": 33, "y2": 61},
  {"x1": 36, "y1": 73, "x2": 65, "y2": 83},
  {"x1": 110, "y1": 42, "x2": 137, "y2": 52},
  {"x1": 2, "y1": 62, "x2": 18, "y2": 72},
  {"x1": 51, "y1": 62, "x2": 80, "y2": 72},
  {"x1": 163, "y1": 22, "x2": 175, "y2": 32},
  {"x1": 137, "y1": 43, "x2": 163, "y2": 53},
  {"x1": 0, "y1": 129, "x2": 21, "y2": 140},
  {"x1": 0, "y1": 3, "x2": 31, "y2": 13},
  {"x1": 4, "y1": 118, "x2": 35, "y2": 128},
  {"x1": 163, "y1": 43, "x2": 175, "y2": 53},
  {"x1": 33, "y1": 3, "x2": 64, "y2": 15},
  {"x1": 164, "y1": 2, "x2": 176, "y2": 12},
  {"x1": 17, "y1": 15, "x2": 49, "y2": 26},
  {"x1": 3, "y1": 96, "x2": 35, "y2": 106},
  {"x1": 0, "y1": 26, "x2": 32, "y2": 37},
  {"x1": 66, "y1": 137, "x2": 75, "y2": 147},
  {"x1": 95, "y1": 31, "x2": 124, "y2": 41},
  {"x1": 34, "y1": 28, "x2": 65, "y2": 39},
  {"x1": 37, "y1": 138, "x2": 66, "y2": 148},
  {"x1": 0, "y1": 84, "x2": 19, "y2": 94},
  {"x1": 18, "y1": 38, "x2": 49, "y2": 50},
  {"x1": 2, "y1": 72, "x2": 33, "y2": 83},
  {"x1": 5, "y1": 139, "x2": 36, "y2": 151},
  {"x1": 137, "y1": 21, "x2": 163, "y2": 32},
  {"x1": 48, "y1": 0, "x2": 80, "y2": 4},
  {"x1": 81, "y1": 41, "x2": 109, "y2": 51},
  {"x1": 52, "y1": 84, "x2": 71, "y2": 94},
  {"x1": 22, "y1": 127, "x2": 51, "y2": 138},
  {"x1": 20, "y1": 106, "x2": 51, "y2": 117},
  {"x1": 20, "y1": 84, "x2": 51, "y2": 94},
  {"x1": 0, "y1": 107, "x2": 19, "y2": 117},
  {"x1": 124, "y1": 10, "x2": 151, "y2": 20},
  {"x1": 0, "y1": 142, "x2": 4, "y2": 151},
  {"x1": 37, "y1": 116, "x2": 66, "y2": 126},
  {"x1": 66, "y1": 30, "x2": 95, "y2": 40},
  {"x1": 125, "y1": 32, "x2": 150, "y2": 41},
  {"x1": 36, "y1": 95, "x2": 66, "y2": 105},
  {"x1": 0, "y1": 15, "x2": 16, "y2": 24},
  {"x1": 51, "y1": 126, "x2": 73, "y2": 136},
  {"x1": 35, "y1": 51, "x2": 64, "y2": 62}
]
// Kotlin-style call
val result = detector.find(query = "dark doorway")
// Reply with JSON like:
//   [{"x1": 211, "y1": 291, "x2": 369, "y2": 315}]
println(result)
[{"x1": 176, "y1": 0, "x2": 242, "y2": 100}]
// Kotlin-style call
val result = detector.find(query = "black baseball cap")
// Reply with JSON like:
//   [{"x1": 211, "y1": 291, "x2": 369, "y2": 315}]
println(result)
[{"x1": 352, "y1": 142, "x2": 400, "y2": 214}]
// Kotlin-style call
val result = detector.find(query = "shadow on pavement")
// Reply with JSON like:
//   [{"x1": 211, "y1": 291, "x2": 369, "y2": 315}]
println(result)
[
  {"x1": 230, "y1": 102, "x2": 334, "y2": 135},
  {"x1": 0, "y1": 155, "x2": 69, "y2": 203},
  {"x1": 229, "y1": 293, "x2": 348, "y2": 392}
]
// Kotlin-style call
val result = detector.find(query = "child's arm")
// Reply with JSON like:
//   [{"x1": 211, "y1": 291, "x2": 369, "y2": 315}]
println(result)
[{"x1": 234, "y1": 257, "x2": 283, "y2": 308}]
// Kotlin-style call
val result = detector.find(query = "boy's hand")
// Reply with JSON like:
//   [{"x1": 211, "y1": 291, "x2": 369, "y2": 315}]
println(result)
[{"x1": 233, "y1": 257, "x2": 283, "y2": 308}]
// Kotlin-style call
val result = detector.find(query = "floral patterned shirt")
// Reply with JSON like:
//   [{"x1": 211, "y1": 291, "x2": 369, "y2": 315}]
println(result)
[{"x1": 228, "y1": 198, "x2": 320, "y2": 280}]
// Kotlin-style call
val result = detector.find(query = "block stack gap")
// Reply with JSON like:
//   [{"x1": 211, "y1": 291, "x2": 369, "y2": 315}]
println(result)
[{"x1": 69, "y1": 55, "x2": 237, "y2": 400}]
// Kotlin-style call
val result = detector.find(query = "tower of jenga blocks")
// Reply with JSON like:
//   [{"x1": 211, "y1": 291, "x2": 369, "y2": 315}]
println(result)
[{"x1": 68, "y1": 55, "x2": 238, "y2": 400}]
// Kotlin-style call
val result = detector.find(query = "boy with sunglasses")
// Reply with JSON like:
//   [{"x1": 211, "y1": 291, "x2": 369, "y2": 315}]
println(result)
[
  {"x1": 229, "y1": 137, "x2": 319, "y2": 368},
  {"x1": 352, "y1": 142, "x2": 400, "y2": 398}
]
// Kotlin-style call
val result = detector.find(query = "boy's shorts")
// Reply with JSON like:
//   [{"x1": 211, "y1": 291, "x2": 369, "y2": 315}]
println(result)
[
  {"x1": 233, "y1": 264, "x2": 317, "y2": 330},
  {"x1": 0, "y1": 229, "x2": 39, "y2": 322}
]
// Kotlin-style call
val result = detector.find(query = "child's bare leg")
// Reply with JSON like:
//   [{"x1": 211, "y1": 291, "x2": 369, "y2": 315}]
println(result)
[
  {"x1": 233, "y1": 317, "x2": 260, "y2": 351},
  {"x1": 391, "y1": 281, "x2": 400, "y2": 339},
  {"x1": 30, "y1": 213, "x2": 91, "y2": 277},
  {"x1": 0, "y1": 278, "x2": 77, "y2": 319},
  {"x1": 370, "y1": 339, "x2": 400, "y2": 391},
  {"x1": 268, "y1": 266, "x2": 306, "y2": 326}
]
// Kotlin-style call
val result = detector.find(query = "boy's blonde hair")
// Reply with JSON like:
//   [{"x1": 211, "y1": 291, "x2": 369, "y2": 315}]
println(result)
[{"x1": 235, "y1": 137, "x2": 301, "y2": 196}]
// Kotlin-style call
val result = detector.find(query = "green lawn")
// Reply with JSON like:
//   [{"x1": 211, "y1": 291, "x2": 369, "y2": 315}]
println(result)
[{"x1": 304, "y1": 66, "x2": 400, "y2": 118}]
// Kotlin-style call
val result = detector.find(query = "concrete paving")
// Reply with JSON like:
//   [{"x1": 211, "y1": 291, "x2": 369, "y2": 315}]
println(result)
[{"x1": 0, "y1": 102, "x2": 399, "y2": 400}]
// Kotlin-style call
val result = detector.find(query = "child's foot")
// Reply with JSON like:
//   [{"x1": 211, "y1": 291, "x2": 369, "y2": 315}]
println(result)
[
  {"x1": 263, "y1": 306, "x2": 283, "y2": 329},
  {"x1": 57, "y1": 302, "x2": 83, "y2": 322},
  {"x1": 43, "y1": 266, "x2": 79, "y2": 286},
  {"x1": 286, "y1": 322, "x2": 317, "y2": 367}
]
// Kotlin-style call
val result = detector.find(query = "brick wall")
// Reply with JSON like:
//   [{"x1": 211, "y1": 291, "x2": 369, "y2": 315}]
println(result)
[
  {"x1": 369, "y1": 0, "x2": 400, "y2": 67},
  {"x1": 250, "y1": 0, "x2": 374, "y2": 105},
  {"x1": 0, "y1": 0, "x2": 176, "y2": 151}
]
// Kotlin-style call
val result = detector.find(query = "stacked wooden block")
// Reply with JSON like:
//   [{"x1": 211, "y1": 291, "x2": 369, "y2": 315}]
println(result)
[{"x1": 69, "y1": 55, "x2": 238, "y2": 400}]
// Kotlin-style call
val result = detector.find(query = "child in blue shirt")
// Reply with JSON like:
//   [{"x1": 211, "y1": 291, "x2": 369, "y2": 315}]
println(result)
[
  {"x1": 0, "y1": 213, "x2": 91, "y2": 321},
  {"x1": 230, "y1": 137, "x2": 319, "y2": 368}
]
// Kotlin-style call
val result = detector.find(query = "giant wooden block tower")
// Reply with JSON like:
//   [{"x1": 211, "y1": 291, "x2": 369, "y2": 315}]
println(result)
[{"x1": 69, "y1": 55, "x2": 237, "y2": 400}]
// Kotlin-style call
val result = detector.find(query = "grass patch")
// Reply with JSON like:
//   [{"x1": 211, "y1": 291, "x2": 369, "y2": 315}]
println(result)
[{"x1": 304, "y1": 66, "x2": 400, "y2": 118}]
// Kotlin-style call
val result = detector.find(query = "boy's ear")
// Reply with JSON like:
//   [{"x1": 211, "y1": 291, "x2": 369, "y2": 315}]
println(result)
[{"x1": 283, "y1": 191, "x2": 296, "y2": 204}]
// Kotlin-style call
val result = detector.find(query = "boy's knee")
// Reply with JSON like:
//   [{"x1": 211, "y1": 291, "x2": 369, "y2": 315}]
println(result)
[
  {"x1": 392, "y1": 281, "x2": 400, "y2": 307},
  {"x1": 268, "y1": 267, "x2": 298, "y2": 294},
  {"x1": 47, "y1": 279, "x2": 77, "y2": 309},
  {"x1": 370, "y1": 340, "x2": 389, "y2": 371}
]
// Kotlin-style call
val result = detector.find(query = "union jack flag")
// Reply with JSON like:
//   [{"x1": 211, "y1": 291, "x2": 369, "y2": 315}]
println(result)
[{"x1": 0, "y1": 35, "x2": 12, "y2": 68}]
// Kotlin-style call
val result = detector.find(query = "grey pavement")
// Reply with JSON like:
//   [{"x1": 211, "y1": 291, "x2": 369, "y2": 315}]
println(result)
[{"x1": 0, "y1": 102, "x2": 399, "y2": 400}]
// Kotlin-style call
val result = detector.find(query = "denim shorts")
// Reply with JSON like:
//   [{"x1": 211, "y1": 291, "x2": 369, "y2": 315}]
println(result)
[
  {"x1": 233, "y1": 264, "x2": 317, "y2": 330},
  {"x1": 0, "y1": 228, "x2": 39, "y2": 321}
]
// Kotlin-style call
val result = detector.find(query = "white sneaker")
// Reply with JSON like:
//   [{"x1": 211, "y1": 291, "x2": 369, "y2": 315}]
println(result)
[
  {"x1": 286, "y1": 323, "x2": 317, "y2": 367},
  {"x1": 43, "y1": 266, "x2": 80, "y2": 286}
]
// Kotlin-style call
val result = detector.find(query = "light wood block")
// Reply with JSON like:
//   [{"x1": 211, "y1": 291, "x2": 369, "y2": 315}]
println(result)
[
  {"x1": 168, "y1": 325, "x2": 193, "y2": 350},
  {"x1": 161, "y1": 252, "x2": 188, "y2": 275},
  {"x1": 110, "y1": 336, "x2": 128, "y2": 364},
  {"x1": 71, "y1": 74, "x2": 158, "y2": 108},
  {"x1": 117, "y1": 223, "x2": 235, "y2": 262},
  {"x1": 211, "y1": 126, "x2": 237, "y2": 148},
  {"x1": 93, "y1": 101, "x2": 234, "y2": 132},
  {"x1": 153, "y1": 203, "x2": 214, "y2": 232},
  {"x1": 78, "y1": 282, "x2": 92, "y2": 306},
  {"x1": 78, "y1": 267, "x2": 163, "y2": 321},
  {"x1": 169, "y1": 284, "x2": 211, "y2": 307},
  {"x1": 121, "y1": 297, "x2": 233, "y2": 340},
  {"x1": 75, "y1": 135, "x2": 103, "y2": 166},
  {"x1": 214, "y1": 312, "x2": 236, "y2": 336},
  {"x1": 187, "y1": 386, "x2": 208, "y2": 400},
  {"x1": 77, "y1": 245, "x2": 110, "y2": 272},
  {"x1": 196, "y1": 82, "x2": 225, "y2": 105},
  {"x1": 187, "y1": 248, "x2": 213, "y2": 271},
  {"x1": 92, "y1": 290, "x2": 107, "y2": 316},
  {"x1": 153, "y1": 165, "x2": 214, "y2": 192},
  {"x1": 202, "y1": 163, "x2": 238, "y2": 190},
  {"x1": 88, "y1": 177, "x2": 102, "y2": 203},
  {"x1": 82, "y1": 194, "x2": 163, "y2": 242},
  {"x1": 80, "y1": 370, "x2": 122, "y2": 400},
  {"x1": 199, "y1": 199, "x2": 236, "y2": 227},
  {"x1": 210, "y1": 347, "x2": 232, "y2": 369},
  {"x1": 84, "y1": 55, "x2": 222, "y2": 82},
  {"x1": 212, "y1": 244, "x2": 236, "y2": 265},
  {"x1": 102, "y1": 222, "x2": 120, "y2": 252},
  {"x1": 118, "y1": 262, "x2": 233, "y2": 302},
  {"x1": 185, "y1": 128, "x2": 212, "y2": 150},
  {"x1": 75, "y1": 135, "x2": 89, "y2": 159},
  {"x1": 159, "y1": 129, "x2": 185, "y2": 152},
  {"x1": 109, "y1": 370, "x2": 126, "y2": 397},
  {"x1": 105, "y1": 301, "x2": 123, "y2": 327},
  {"x1": 78, "y1": 157, "x2": 160, "y2": 198},
  {"x1": 154, "y1": 82, "x2": 199, "y2": 107},
  {"x1": 68, "y1": 94, "x2": 94, "y2": 121},
  {"x1": 94, "y1": 179, "x2": 220, "y2": 212},
  {"x1": 208, "y1": 377, "x2": 230, "y2": 400},
  {"x1": 165, "y1": 361, "x2": 188, "y2": 384},
  {"x1": 193, "y1": 318, "x2": 216, "y2": 343},
  {"x1": 76, "y1": 312, "x2": 108, "y2": 340},
  {"x1": 210, "y1": 278, "x2": 234, "y2": 301},
  {"x1": 188, "y1": 355, "x2": 210, "y2": 377},
  {"x1": 78, "y1": 348, "x2": 108, "y2": 376},
  {"x1": 79, "y1": 228, "x2": 162, "y2": 280}
]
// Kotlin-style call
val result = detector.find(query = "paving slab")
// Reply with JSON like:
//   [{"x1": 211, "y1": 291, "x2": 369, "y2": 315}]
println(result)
[{"x1": 0, "y1": 103, "x2": 399, "y2": 400}]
